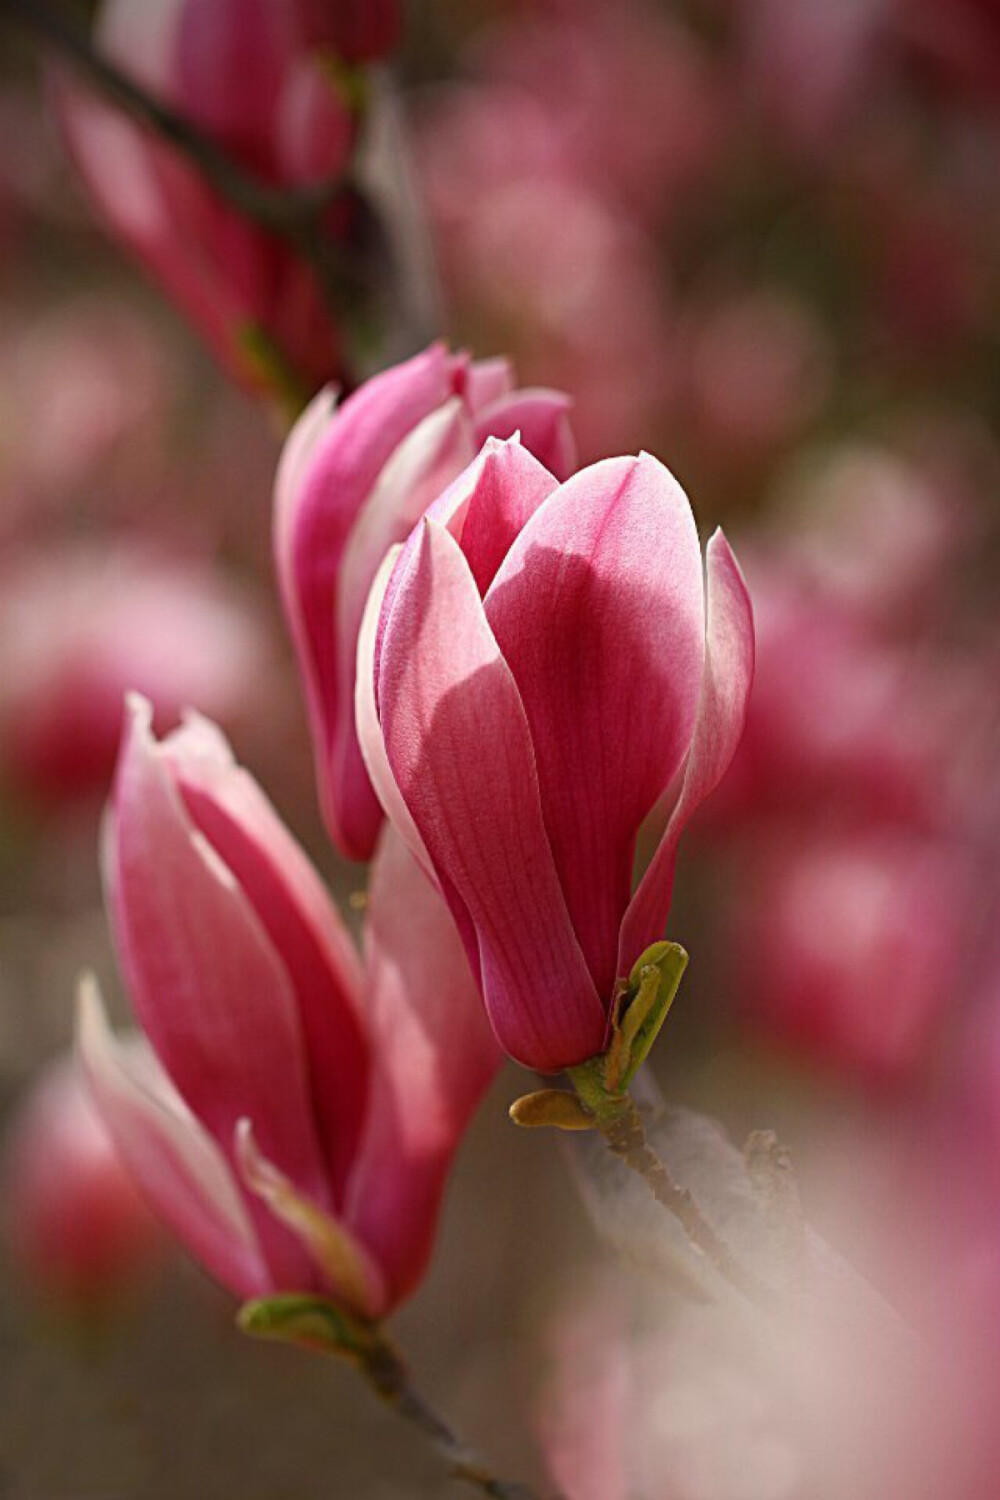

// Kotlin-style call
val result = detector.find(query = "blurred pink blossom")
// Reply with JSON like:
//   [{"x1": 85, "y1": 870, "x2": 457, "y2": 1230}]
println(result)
[
  {"x1": 679, "y1": 289, "x2": 831, "y2": 465},
  {"x1": 732, "y1": 826, "x2": 971, "y2": 1083},
  {"x1": 57, "y1": 0, "x2": 370, "y2": 400},
  {"x1": 477, "y1": 5, "x2": 725, "y2": 223},
  {"x1": 3, "y1": 1054, "x2": 162, "y2": 1305},
  {"x1": 709, "y1": 557, "x2": 944, "y2": 828},
  {"x1": 772, "y1": 441, "x2": 972, "y2": 627},
  {"x1": 0, "y1": 544, "x2": 269, "y2": 806},
  {"x1": 736, "y1": 0, "x2": 890, "y2": 155},
  {"x1": 415, "y1": 18, "x2": 683, "y2": 460},
  {"x1": 0, "y1": 296, "x2": 174, "y2": 523}
]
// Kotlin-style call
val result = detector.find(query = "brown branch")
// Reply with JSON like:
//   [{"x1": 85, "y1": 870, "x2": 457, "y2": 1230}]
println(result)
[
  {"x1": 361, "y1": 1334, "x2": 553, "y2": 1500},
  {"x1": 597, "y1": 1095, "x2": 779, "y2": 1311}
]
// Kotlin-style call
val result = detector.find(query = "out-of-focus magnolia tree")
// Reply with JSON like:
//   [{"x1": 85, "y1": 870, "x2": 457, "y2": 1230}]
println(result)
[{"x1": 0, "y1": 1, "x2": 997, "y2": 1497}]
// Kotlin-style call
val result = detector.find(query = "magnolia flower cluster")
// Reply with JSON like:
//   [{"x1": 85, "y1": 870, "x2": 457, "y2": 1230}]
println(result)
[
  {"x1": 79, "y1": 344, "x2": 753, "y2": 1314},
  {"x1": 59, "y1": 0, "x2": 400, "y2": 399}
]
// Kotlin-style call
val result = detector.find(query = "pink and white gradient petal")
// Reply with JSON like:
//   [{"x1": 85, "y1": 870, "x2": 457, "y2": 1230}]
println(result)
[{"x1": 378, "y1": 520, "x2": 603, "y2": 1070}]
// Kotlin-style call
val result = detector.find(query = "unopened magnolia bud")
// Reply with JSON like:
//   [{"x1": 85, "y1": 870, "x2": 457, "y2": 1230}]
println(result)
[{"x1": 509, "y1": 1090, "x2": 595, "y2": 1131}]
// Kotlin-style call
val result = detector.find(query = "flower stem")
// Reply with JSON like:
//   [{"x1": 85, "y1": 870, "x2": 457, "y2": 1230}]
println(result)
[
  {"x1": 238, "y1": 1296, "x2": 552, "y2": 1500},
  {"x1": 594, "y1": 1093, "x2": 778, "y2": 1310},
  {"x1": 359, "y1": 1333, "x2": 550, "y2": 1500}
]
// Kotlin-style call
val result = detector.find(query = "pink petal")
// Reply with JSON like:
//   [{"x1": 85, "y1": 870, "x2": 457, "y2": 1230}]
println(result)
[
  {"x1": 77, "y1": 977, "x2": 269, "y2": 1300},
  {"x1": 175, "y1": 0, "x2": 294, "y2": 155},
  {"x1": 97, "y1": 0, "x2": 185, "y2": 94},
  {"x1": 371, "y1": 446, "x2": 498, "y2": 693},
  {"x1": 618, "y1": 530, "x2": 755, "y2": 970},
  {"x1": 372, "y1": 436, "x2": 557, "y2": 687},
  {"x1": 273, "y1": 342, "x2": 462, "y2": 859},
  {"x1": 277, "y1": 54, "x2": 355, "y2": 187},
  {"x1": 329, "y1": 397, "x2": 476, "y2": 859},
  {"x1": 273, "y1": 385, "x2": 339, "y2": 529},
  {"x1": 456, "y1": 437, "x2": 561, "y2": 596},
  {"x1": 474, "y1": 388, "x2": 578, "y2": 481},
  {"x1": 378, "y1": 519, "x2": 604, "y2": 1070},
  {"x1": 462, "y1": 355, "x2": 515, "y2": 414},
  {"x1": 355, "y1": 546, "x2": 435, "y2": 878},
  {"x1": 163, "y1": 712, "x2": 370, "y2": 1205},
  {"x1": 107, "y1": 696, "x2": 330, "y2": 1289},
  {"x1": 484, "y1": 454, "x2": 706, "y2": 998},
  {"x1": 346, "y1": 828, "x2": 500, "y2": 1306},
  {"x1": 236, "y1": 1121, "x2": 385, "y2": 1317}
]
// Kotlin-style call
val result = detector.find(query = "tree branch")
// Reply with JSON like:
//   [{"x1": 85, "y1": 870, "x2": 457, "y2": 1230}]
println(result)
[
  {"x1": 361, "y1": 1335, "x2": 553, "y2": 1500},
  {"x1": 596, "y1": 1094, "x2": 779, "y2": 1311}
]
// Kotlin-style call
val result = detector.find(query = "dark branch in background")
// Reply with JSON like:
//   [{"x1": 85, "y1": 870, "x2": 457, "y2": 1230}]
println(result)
[{"x1": 0, "y1": 0, "x2": 376, "y2": 319}]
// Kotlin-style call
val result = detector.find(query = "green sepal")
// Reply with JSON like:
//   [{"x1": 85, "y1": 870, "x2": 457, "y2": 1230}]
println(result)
[
  {"x1": 237, "y1": 1293, "x2": 381, "y2": 1364},
  {"x1": 316, "y1": 51, "x2": 371, "y2": 121},
  {"x1": 568, "y1": 942, "x2": 688, "y2": 1119},
  {"x1": 237, "y1": 323, "x2": 313, "y2": 421},
  {"x1": 612, "y1": 941, "x2": 688, "y2": 1092}
]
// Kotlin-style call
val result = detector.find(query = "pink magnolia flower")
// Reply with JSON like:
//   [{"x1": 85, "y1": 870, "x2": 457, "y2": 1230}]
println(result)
[
  {"x1": 3, "y1": 1055, "x2": 162, "y2": 1305},
  {"x1": 80, "y1": 696, "x2": 498, "y2": 1315},
  {"x1": 274, "y1": 342, "x2": 577, "y2": 861},
  {"x1": 57, "y1": 0, "x2": 371, "y2": 400},
  {"x1": 360, "y1": 437, "x2": 754, "y2": 1071}
]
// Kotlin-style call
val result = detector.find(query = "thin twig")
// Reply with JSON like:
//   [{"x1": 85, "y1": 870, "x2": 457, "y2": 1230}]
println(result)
[
  {"x1": 597, "y1": 1094, "x2": 779, "y2": 1311},
  {"x1": 361, "y1": 1335, "x2": 552, "y2": 1500}
]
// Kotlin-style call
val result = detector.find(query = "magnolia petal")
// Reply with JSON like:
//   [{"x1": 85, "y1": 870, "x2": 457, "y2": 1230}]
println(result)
[
  {"x1": 274, "y1": 385, "x2": 339, "y2": 544},
  {"x1": 618, "y1": 530, "x2": 755, "y2": 970},
  {"x1": 372, "y1": 444, "x2": 497, "y2": 684},
  {"x1": 346, "y1": 828, "x2": 500, "y2": 1306},
  {"x1": 272, "y1": 342, "x2": 461, "y2": 858},
  {"x1": 475, "y1": 387, "x2": 577, "y2": 481},
  {"x1": 485, "y1": 454, "x2": 706, "y2": 999},
  {"x1": 372, "y1": 436, "x2": 558, "y2": 684},
  {"x1": 236, "y1": 1120, "x2": 385, "y2": 1319},
  {"x1": 462, "y1": 355, "x2": 515, "y2": 414},
  {"x1": 163, "y1": 711, "x2": 370, "y2": 1204},
  {"x1": 355, "y1": 546, "x2": 435, "y2": 879},
  {"x1": 107, "y1": 696, "x2": 330, "y2": 1288},
  {"x1": 175, "y1": 0, "x2": 295, "y2": 149},
  {"x1": 98, "y1": 0, "x2": 185, "y2": 92},
  {"x1": 329, "y1": 397, "x2": 477, "y2": 857},
  {"x1": 378, "y1": 519, "x2": 604, "y2": 1071},
  {"x1": 77, "y1": 977, "x2": 268, "y2": 1300},
  {"x1": 457, "y1": 438, "x2": 561, "y2": 596}
]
